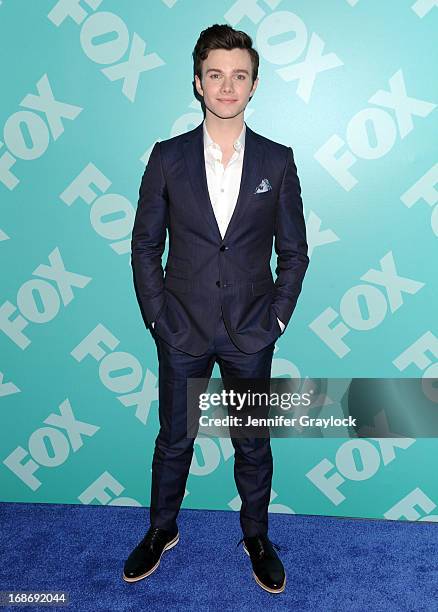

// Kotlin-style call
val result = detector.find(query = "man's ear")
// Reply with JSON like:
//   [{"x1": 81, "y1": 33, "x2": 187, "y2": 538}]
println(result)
[{"x1": 194, "y1": 74, "x2": 203, "y2": 97}]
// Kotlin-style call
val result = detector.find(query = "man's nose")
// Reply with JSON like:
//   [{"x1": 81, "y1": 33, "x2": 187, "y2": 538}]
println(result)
[{"x1": 221, "y1": 78, "x2": 234, "y2": 92}]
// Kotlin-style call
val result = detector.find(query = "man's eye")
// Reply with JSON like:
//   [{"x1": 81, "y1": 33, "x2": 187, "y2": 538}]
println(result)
[{"x1": 210, "y1": 74, "x2": 220, "y2": 79}]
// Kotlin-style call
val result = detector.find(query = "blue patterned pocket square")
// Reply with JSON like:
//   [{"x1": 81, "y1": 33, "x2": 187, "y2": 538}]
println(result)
[{"x1": 254, "y1": 178, "x2": 272, "y2": 194}]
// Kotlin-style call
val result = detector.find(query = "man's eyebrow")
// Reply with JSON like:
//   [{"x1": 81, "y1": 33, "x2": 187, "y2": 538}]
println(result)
[{"x1": 205, "y1": 68, "x2": 250, "y2": 74}]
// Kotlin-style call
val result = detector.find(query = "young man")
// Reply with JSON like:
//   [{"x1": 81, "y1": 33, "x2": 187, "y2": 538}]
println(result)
[{"x1": 124, "y1": 24, "x2": 309, "y2": 594}]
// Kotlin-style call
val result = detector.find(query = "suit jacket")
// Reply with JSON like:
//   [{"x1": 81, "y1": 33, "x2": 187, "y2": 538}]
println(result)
[{"x1": 131, "y1": 120, "x2": 309, "y2": 356}]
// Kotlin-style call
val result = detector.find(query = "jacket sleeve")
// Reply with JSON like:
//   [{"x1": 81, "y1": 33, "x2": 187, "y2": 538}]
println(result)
[
  {"x1": 271, "y1": 146, "x2": 309, "y2": 328},
  {"x1": 131, "y1": 141, "x2": 168, "y2": 327}
]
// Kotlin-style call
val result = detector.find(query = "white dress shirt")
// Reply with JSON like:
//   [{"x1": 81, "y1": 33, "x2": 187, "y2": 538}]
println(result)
[
  {"x1": 203, "y1": 120, "x2": 245, "y2": 240},
  {"x1": 152, "y1": 120, "x2": 285, "y2": 333}
]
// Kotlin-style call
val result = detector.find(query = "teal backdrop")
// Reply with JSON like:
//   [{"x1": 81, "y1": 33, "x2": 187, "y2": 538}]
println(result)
[{"x1": 1, "y1": 0, "x2": 437, "y2": 523}]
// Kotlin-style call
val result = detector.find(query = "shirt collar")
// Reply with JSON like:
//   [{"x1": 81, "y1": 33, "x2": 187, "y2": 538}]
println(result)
[{"x1": 203, "y1": 119, "x2": 246, "y2": 153}]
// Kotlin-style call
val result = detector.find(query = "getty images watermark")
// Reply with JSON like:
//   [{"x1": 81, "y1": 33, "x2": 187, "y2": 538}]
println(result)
[{"x1": 186, "y1": 378, "x2": 438, "y2": 438}]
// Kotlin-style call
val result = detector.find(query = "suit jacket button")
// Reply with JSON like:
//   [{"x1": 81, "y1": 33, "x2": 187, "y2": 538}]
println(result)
[{"x1": 216, "y1": 281, "x2": 220, "y2": 287}]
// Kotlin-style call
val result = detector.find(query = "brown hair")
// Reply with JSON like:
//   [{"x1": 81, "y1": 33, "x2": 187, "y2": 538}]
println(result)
[{"x1": 193, "y1": 24, "x2": 259, "y2": 84}]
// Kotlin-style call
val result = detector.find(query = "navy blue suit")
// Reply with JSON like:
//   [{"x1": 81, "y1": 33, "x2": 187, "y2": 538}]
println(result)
[
  {"x1": 131, "y1": 121, "x2": 309, "y2": 356},
  {"x1": 131, "y1": 120, "x2": 309, "y2": 537}
]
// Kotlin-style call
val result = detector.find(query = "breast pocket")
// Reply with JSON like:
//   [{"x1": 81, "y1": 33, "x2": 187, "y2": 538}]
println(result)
[
  {"x1": 251, "y1": 190, "x2": 276, "y2": 209},
  {"x1": 252, "y1": 189, "x2": 273, "y2": 199}
]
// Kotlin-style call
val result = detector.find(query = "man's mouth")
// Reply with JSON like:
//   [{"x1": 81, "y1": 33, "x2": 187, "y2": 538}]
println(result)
[{"x1": 218, "y1": 99, "x2": 237, "y2": 103}]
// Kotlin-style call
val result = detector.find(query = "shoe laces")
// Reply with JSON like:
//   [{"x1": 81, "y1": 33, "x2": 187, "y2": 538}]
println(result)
[
  {"x1": 140, "y1": 527, "x2": 166, "y2": 549},
  {"x1": 236, "y1": 535, "x2": 281, "y2": 558}
]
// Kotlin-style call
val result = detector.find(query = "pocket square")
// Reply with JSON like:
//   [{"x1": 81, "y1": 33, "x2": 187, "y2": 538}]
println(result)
[{"x1": 254, "y1": 178, "x2": 272, "y2": 194}]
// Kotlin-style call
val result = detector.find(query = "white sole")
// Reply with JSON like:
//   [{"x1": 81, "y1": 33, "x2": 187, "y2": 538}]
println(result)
[
  {"x1": 122, "y1": 532, "x2": 179, "y2": 583},
  {"x1": 243, "y1": 543, "x2": 286, "y2": 594}
]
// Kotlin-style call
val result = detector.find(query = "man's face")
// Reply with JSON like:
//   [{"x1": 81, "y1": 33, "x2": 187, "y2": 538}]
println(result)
[{"x1": 195, "y1": 48, "x2": 258, "y2": 121}]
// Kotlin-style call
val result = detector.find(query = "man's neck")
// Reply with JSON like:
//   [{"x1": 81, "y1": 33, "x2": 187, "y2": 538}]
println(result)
[{"x1": 204, "y1": 113, "x2": 244, "y2": 149}]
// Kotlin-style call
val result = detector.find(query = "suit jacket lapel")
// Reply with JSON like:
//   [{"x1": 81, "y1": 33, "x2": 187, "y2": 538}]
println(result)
[{"x1": 183, "y1": 120, "x2": 264, "y2": 243}]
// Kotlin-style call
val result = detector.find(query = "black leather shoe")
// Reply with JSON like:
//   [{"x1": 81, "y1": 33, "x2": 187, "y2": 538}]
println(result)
[
  {"x1": 237, "y1": 534, "x2": 286, "y2": 593},
  {"x1": 123, "y1": 526, "x2": 179, "y2": 583}
]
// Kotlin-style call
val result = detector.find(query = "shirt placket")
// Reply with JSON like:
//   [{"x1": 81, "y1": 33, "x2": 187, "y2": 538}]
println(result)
[{"x1": 208, "y1": 143, "x2": 241, "y2": 238}]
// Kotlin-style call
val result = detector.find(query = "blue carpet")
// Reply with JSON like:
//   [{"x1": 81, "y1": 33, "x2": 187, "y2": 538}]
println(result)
[{"x1": 0, "y1": 502, "x2": 437, "y2": 611}]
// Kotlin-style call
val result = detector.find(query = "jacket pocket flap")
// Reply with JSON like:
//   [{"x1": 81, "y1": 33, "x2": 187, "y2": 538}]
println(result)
[
  {"x1": 164, "y1": 255, "x2": 191, "y2": 274},
  {"x1": 252, "y1": 278, "x2": 274, "y2": 296},
  {"x1": 164, "y1": 275, "x2": 190, "y2": 293}
]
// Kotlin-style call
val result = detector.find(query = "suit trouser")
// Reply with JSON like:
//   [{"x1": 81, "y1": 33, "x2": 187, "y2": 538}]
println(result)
[{"x1": 149, "y1": 310, "x2": 276, "y2": 537}]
